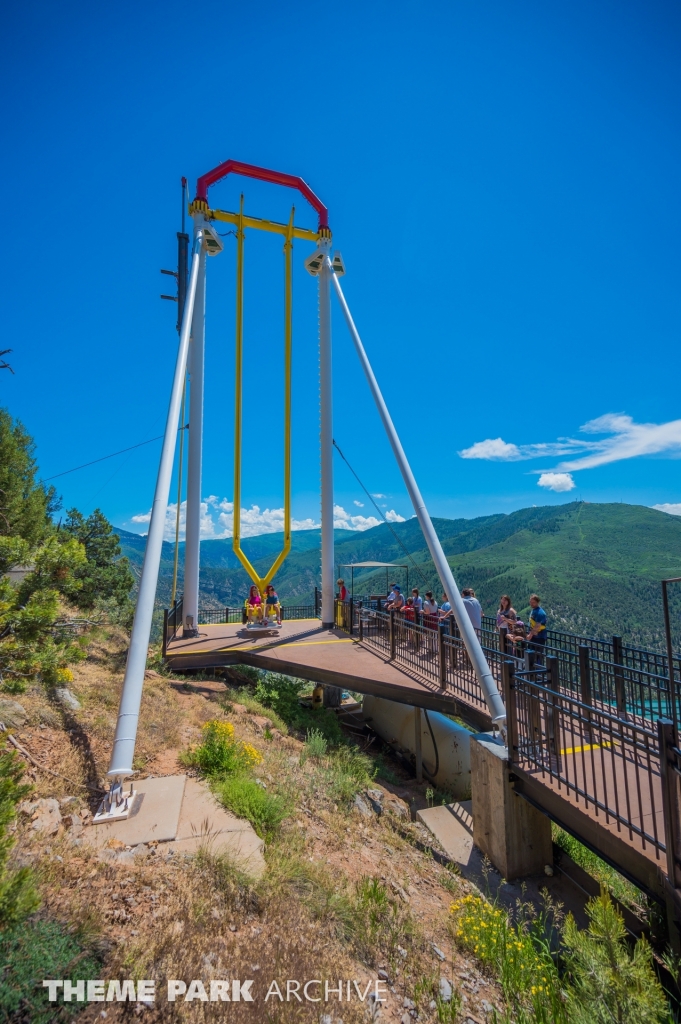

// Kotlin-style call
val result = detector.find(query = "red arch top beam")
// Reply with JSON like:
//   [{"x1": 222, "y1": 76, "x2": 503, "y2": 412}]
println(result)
[{"x1": 194, "y1": 159, "x2": 329, "y2": 231}]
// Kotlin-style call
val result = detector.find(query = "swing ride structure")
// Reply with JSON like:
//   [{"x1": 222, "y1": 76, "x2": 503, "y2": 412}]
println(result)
[{"x1": 95, "y1": 159, "x2": 504, "y2": 822}]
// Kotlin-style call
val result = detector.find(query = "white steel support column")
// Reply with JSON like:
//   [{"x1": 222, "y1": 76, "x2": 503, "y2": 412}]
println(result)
[
  {"x1": 330, "y1": 264, "x2": 507, "y2": 726},
  {"x1": 106, "y1": 229, "x2": 204, "y2": 780},
  {"x1": 319, "y1": 237, "x2": 335, "y2": 628},
  {"x1": 183, "y1": 216, "x2": 207, "y2": 636}
]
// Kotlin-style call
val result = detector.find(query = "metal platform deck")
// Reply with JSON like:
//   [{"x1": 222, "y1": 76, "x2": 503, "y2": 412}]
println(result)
[{"x1": 165, "y1": 619, "x2": 492, "y2": 729}]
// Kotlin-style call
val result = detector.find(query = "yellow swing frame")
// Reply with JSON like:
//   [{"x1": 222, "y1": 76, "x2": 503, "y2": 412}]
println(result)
[{"x1": 226, "y1": 196, "x2": 298, "y2": 598}]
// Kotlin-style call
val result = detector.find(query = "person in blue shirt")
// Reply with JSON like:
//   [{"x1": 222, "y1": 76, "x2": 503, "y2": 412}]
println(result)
[
  {"x1": 527, "y1": 594, "x2": 547, "y2": 664},
  {"x1": 461, "y1": 588, "x2": 483, "y2": 632},
  {"x1": 438, "y1": 593, "x2": 453, "y2": 624}
]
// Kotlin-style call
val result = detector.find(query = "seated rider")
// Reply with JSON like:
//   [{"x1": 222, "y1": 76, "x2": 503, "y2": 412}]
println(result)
[
  {"x1": 264, "y1": 584, "x2": 282, "y2": 626},
  {"x1": 245, "y1": 584, "x2": 263, "y2": 623}
]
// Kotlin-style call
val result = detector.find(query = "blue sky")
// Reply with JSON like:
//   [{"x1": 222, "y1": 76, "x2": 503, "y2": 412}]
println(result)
[{"x1": 2, "y1": 0, "x2": 681, "y2": 538}]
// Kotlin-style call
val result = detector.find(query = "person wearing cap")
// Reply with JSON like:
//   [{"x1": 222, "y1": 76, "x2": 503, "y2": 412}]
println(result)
[{"x1": 386, "y1": 585, "x2": 404, "y2": 611}]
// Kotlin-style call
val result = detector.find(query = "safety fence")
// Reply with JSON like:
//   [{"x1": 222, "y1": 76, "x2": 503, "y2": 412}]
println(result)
[
  {"x1": 502, "y1": 658, "x2": 677, "y2": 869},
  {"x1": 337, "y1": 601, "x2": 508, "y2": 715},
  {"x1": 197, "y1": 605, "x2": 317, "y2": 625},
  {"x1": 338, "y1": 599, "x2": 681, "y2": 730}
]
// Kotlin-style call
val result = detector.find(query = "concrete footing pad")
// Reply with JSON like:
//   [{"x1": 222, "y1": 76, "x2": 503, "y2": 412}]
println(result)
[
  {"x1": 86, "y1": 776, "x2": 187, "y2": 848},
  {"x1": 166, "y1": 778, "x2": 265, "y2": 877},
  {"x1": 83, "y1": 775, "x2": 266, "y2": 878},
  {"x1": 417, "y1": 800, "x2": 474, "y2": 868}
]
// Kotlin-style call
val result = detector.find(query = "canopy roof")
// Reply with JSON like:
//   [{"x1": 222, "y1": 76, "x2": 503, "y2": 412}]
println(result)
[{"x1": 339, "y1": 561, "x2": 408, "y2": 568}]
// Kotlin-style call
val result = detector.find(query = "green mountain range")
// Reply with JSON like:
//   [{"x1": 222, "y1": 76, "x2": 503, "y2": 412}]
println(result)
[{"x1": 116, "y1": 501, "x2": 681, "y2": 649}]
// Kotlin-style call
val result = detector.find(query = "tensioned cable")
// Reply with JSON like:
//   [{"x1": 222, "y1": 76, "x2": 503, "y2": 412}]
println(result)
[
  {"x1": 332, "y1": 438, "x2": 427, "y2": 585},
  {"x1": 44, "y1": 427, "x2": 188, "y2": 481}
]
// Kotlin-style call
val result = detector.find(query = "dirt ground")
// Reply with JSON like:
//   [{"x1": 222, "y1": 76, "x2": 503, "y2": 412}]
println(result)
[{"x1": 6, "y1": 625, "x2": 507, "y2": 1023}]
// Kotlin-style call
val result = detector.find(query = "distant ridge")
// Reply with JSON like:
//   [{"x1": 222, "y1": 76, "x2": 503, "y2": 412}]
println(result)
[{"x1": 117, "y1": 503, "x2": 681, "y2": 650}]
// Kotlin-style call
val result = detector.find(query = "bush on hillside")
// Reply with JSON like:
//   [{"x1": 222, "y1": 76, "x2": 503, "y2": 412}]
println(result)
[
  {"x1": 62, "y1": 507, "x2": 135, "y2": 611},
  {"x1": 0, "y1": 744, "x2": 39, "y2": 928}
]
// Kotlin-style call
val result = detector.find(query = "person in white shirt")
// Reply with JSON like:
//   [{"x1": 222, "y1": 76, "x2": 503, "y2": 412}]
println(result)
[
  {"x1": 461, "y1": 588, "x2": 483, "y2": 632},
  {"x1": 423, "y1": 591, "x2": 438, "y2": 629}
]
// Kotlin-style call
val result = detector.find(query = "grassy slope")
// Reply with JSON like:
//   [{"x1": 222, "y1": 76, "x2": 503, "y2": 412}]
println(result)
[{"x1": 117, "y1": 502, "x2": 681, "y2": 648}]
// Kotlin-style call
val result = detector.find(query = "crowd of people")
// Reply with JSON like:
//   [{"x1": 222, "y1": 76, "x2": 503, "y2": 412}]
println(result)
[{"x1": 350, "y1": 580, "x2": 548, "y2": 663}]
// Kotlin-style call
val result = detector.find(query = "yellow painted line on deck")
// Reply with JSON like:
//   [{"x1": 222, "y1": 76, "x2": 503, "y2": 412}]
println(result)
[
  {"x1": 170, "y1": 638, "x2": 355, "y2": 656},
  {"x1": 561, "y1": 741, "x2": 613, "y2": 756}
]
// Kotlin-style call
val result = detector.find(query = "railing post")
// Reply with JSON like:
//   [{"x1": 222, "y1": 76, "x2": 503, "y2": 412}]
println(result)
[
  {"x1": 499, "y1": 626, "x2": 508, "y2": 656},
  {"x1": 612, "y1": 635, "x2": 627, "y2": 720},
  {"x1": 449, "y1": 613, "x2": 457, "y2": 668},
  {"x1": 349, "y1": 597, "x2": 354, "y2": 636},
  {"x1": 359, "y1": 607, "x2": 364, "y2": 642},
  {"x1": 438, "y1": 623, "x2": 447, "y2": 688},
  {"x1": 225, "y1": 607, "x2": 229, "y2": 624},
  {"x1": 502, "y1": 660, "x2": 518, "y2": 760},
  {"x1": 389, "y1": 610, "x2": 396, "y2": 660},
  {"x1": 579, "y1": 645, "x2": 593, "y2": 740},
  {"x1": 162, "y1": 609, "x2": 168, "y2": 661},
  {"x1": 658, "y1": 718, "x2": 681, "y2": 889},
  {"x1": 242, "y1": 606, "x2": 247, "y2": 625},
  {"x1": 315, "y1": 586, "x2": 319, "y2": 618},
  {"x1": 547, "y1": 656, "x2": 562, "y2": 773}
]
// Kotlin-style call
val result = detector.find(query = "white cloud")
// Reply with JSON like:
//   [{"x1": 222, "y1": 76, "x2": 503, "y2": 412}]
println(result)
[
  {"x1": 458, "y1": 413, "x2": 681, "y2": 475},
  {"x1": 652, "y1": 503, "x2": 681, "y2": 516},
  {"x1": 537, "y1": 472, "x2": 576, "y2": 493},
  {"x1": 371, "y1": 493, "x2": 386, "y2": 499},
  {"x1": 353, "y1": 500, "x2": 364, "y2": 507},
  {"x1": 558, "y1": 414, "x2": 681, "y2": 470},
  {"x1": 128, "y1": 497, "x2": 404, "y2": 539},
  {"x1": 333, "y1": 504, "x2": 405, "y2": 531},
  {"x1": 459, "y1": 438, "x2": 522, "y2": 461}
]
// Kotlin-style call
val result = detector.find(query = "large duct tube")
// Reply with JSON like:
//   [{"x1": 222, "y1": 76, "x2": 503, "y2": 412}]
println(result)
[
  {"x1": 362, "y1": 696, "x2": 472, "y2": 798},
  {"x1": 107, "y1": 228, "x2": 204, "y2": 778}
]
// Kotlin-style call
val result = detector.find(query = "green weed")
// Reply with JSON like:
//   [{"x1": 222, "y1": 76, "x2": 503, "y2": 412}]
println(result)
[
  {"x1": 251, "y1": 672, "x2": 343, "y2": 743},
  {"x1": 0, "y1": 918, "x2": 102, "y2": 1023},
  {"x1": 322, "y1": 744, "x2": 377, "y2": 806},
  {"x1": 215, "y1": 776, "x2": 290, "y2": 840},
  {"x1": 552, "y1": 824, "x2": 647, "y2": 915},
  {"x1": 450, "y1": 891, "x2": 565, "y2": 1024},
  {"x1": 302, "y1": 728, "x2": 328, "y2": 761},
  {"x1": 179, "y1": 720, "x2": 262, "y2": 777}
]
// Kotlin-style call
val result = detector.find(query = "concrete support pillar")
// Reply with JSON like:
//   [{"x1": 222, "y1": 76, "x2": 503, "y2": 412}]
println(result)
[{"x1": 471, "y1": 732, "x2": 552, "y2": 880}]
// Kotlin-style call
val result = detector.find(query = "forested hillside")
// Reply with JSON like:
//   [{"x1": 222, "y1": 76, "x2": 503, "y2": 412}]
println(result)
[{"x1": 122, "y1": 502, "x2": 681, "y2": 650}]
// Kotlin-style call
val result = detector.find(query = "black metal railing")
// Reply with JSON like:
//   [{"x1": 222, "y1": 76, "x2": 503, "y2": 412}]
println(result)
[
  {"x1": 197, "y1": 604, "x2": 317, "y2": 626},
  {"x1": 504, "y1": 658, "x2": 666, "y2": 861},
  {"x1": 345, "y1": 602, "x2": 518, "y2": 712},
  {"x1": 162, "y1": 596, "x2": 183, "y2": 658}
]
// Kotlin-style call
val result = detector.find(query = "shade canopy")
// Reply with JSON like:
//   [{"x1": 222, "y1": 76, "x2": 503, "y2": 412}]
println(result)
[{"x1": 339, "y1": 561, "x2": 407, "y2": 568}]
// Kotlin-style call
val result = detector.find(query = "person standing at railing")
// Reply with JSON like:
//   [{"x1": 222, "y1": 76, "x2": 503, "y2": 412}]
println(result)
[
  {"x1": 461, "y1": 588, "x2": 483, "y2": 634},
  {"x1": 411, "y1": 588, "x2": 423, "y2": 615},
  {"x1": 527, "y1": 594, "x2": 547, "y2": 665},
  {"x1": 496, "y1": 595, "x2": 517, "y2": 629},
  {"x1": 386, "y1": 585, "x2": 405, "y2": 611},
  {"x1": 423, "y1": 591, "x2": 438, "y2": 629},
  {"x1": 336, "y1": 578, "x2": 347, "y2": 602}
]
